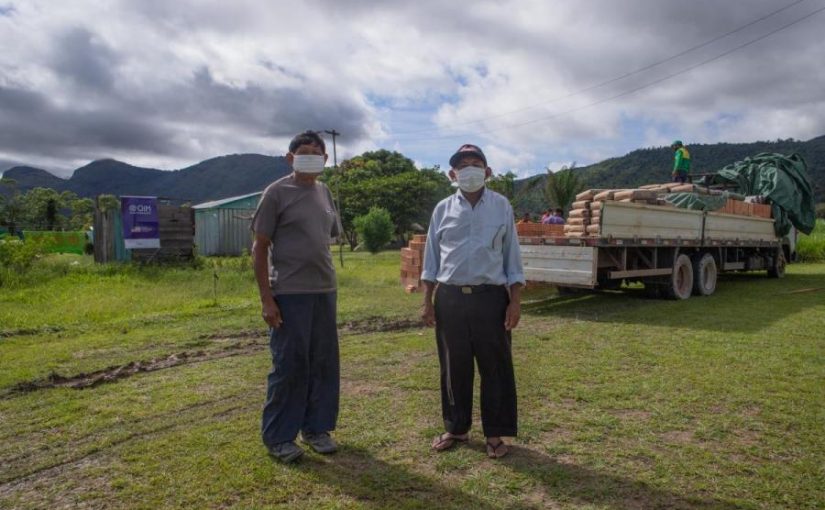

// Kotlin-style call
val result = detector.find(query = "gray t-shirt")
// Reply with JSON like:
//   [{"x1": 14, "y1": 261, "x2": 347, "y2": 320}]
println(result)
[{"x1": 251, "y1": 174, "x2": 340, "y2": 295}]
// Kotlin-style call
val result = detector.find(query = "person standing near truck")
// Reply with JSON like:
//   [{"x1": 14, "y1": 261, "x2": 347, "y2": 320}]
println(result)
[
  {"x1": 420, "y1": 143, "x2": 525, "y2": 459},
  {"x1": 671, "y1": 140, "x2": 691, "y2": 184}
]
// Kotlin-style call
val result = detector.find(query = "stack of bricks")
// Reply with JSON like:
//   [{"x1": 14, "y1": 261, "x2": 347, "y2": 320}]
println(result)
[
  {"x1": 719, "y1": 199, "x2": 772, "y2": 218},
  {"x1": 516, "y1": 222, "x2": 565, "y2": 242},
  {"x1": 400, "y1": 235, "x2": 427, "y2": 293}
]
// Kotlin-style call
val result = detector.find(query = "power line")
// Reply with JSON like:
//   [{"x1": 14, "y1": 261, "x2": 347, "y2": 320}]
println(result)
[
  {"x1": 394, "y1": 2, "x2": 825, "y2": 143},
  {"x1": 393, "y1": 0, "x2": 809, "y2": 136}
]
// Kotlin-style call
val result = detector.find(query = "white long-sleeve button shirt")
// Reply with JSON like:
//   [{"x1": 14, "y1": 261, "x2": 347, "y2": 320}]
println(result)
[{"x1": 421, "y1": 188, "x2": 525, "y2": 287}]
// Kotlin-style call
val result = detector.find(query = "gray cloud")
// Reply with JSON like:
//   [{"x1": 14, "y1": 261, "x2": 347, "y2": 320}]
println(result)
[
  {"x1": 0, "y1": 0, "x2": 822, "y2": 176},
  {"x1": 0, "y1": 84, "x2": 179, "y2": 157},
  {"x1": 51, "y1": 27, "x2": 118, "y2": 92}
]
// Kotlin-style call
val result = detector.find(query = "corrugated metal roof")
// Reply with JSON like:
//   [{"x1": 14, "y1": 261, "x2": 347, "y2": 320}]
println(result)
[{"x1": 192, "y1": 191, "x2": 262, "y2": 210}]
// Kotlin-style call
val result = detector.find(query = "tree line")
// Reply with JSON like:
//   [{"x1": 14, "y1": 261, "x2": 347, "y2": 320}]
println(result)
[
  {"x1": 1, "y1": 148, "x2": 582, "y2": 252},
  {"x1": 0, "y1": 179, "x2": 97, "y2": 235}
]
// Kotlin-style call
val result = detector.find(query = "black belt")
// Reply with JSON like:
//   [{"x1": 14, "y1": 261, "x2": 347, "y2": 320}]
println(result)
[{"x1": 439, "y1": 283, "x2": 504, "y2": 295}]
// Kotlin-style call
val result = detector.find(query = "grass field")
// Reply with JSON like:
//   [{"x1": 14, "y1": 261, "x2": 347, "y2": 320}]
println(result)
[{"x1": 1, "y1": 252, "x2": 824, "y2": 509}]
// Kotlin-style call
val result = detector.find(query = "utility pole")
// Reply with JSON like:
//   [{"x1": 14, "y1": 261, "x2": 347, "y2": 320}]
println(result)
[{"x1": 324, "y1": 129, "x2": 344, "y2": 268}]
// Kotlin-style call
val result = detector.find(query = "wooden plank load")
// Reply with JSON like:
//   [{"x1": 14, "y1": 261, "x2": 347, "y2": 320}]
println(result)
[{"x1": 400, "y1": 234, "x2": 427, "y2": 293}]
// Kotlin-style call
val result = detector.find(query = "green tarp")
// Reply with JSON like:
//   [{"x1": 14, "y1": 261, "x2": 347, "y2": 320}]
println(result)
[
  {"x1": 664, "y1": 191, "x2": 742, "y2": 211},
  {"x1": 702, "y1": 153, "x2": 816, "y2": 236}
]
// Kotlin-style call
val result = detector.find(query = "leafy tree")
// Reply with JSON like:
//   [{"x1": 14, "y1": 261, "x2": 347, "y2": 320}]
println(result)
[
  {"x1": 69, "y1": 197, "x2": 95, "y2": 230},
  {"x1": 544, "y1": 165, "x2": 585, "y2": 215},
  {"x1": 16, "y1": 188, "x2": 81, "y2": 230},
  {"x1": 354, "y1": 207, "x2": 394, "y2": 254},
  {"x1": 322, "y1": 151, "x2": 451, "y2": 250},
  {"x1": 0, "y1": 178, "x2": 23, "y2": 236},
  {"x1": 487, "y1": 171, "x2": 516, "y2": 202},
  {"x1": 97, "y1": 194, "x2": 121, "y2": 212}
]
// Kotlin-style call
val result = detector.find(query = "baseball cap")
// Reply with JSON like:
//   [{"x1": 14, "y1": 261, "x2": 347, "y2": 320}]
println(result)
[{"x1": 449, "y1": 144, "x2": 487, "y2": 168}]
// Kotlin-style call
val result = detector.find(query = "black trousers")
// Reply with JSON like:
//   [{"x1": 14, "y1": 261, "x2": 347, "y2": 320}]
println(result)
[{"x1": 434, "y1": 284, "x2": 518, "y2": 437}]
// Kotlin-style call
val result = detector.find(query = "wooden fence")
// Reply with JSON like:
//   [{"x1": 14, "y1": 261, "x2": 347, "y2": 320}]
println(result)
[{"x1": 94, "y1": 204, "x2": 194, "y2": 263}]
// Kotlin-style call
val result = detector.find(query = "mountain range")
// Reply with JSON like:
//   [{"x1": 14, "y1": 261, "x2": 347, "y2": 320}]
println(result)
[
  {"x1": 2, "y1": 136, "x2": 823, "y2": 207},
  {"x1": 1, "y1": 154, "x2": 291, "y2": 204}
]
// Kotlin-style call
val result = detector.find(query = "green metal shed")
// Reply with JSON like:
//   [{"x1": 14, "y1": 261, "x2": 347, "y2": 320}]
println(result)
[{"x1": 193, "y1": 192, "x2": 261, "y2": 256}]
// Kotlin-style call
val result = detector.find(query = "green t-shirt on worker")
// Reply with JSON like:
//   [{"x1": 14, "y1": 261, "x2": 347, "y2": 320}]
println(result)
[
  {"x1": 674, "y1": 147, "x2": 691, "y2": 174},
  {"x1": 251, "y1": 174, "x2": 340, "y2": 295}
]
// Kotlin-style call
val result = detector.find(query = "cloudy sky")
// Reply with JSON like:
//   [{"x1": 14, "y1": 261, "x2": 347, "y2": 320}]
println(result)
[{"x1": 1, "y1": 0, "x2": 824, "y2": 178}]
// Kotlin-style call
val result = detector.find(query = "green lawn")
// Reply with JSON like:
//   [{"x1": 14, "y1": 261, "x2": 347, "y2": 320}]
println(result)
[{"x1": 1, "y1": 252, "x2": 823, "y2": 509}]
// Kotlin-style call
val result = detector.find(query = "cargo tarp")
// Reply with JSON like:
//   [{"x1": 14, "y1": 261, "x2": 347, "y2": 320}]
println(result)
[{"x1": 702, "y1": 153, "x2": 816, "y2": 236}]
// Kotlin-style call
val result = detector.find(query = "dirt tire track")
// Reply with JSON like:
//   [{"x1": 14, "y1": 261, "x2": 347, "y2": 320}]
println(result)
[
  {"x1": 2, "y1": 341, "x2": 266, "y2": 398},
  {"x1": 3, "y1": 318, "x2": 423, "y2": 399},
  {"x1": 340, "y1": 316, "x2": 423, "y2": 334},
  {"x1": 0, "y1": 326, "x2": 64, "y2": 339}
]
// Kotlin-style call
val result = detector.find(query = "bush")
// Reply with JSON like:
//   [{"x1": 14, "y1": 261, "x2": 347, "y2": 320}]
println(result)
[
  {"x1": 0, "y1": 238, "x2": 44, "y2": 272},
  {"x1": 354, "y1": 207, "x2": 394, "y2": 254},
  {"x1": 0, "y1": 238, "x2": 47, "y2": 287}
]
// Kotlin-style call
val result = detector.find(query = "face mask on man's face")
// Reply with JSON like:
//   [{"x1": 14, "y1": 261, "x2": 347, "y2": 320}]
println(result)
[
  {"x1": 455, "y1": 166, "x2": 486, "y2": 192},
  {"x1": 292, "y1": 154, "x2": 325, "y2": 174}
]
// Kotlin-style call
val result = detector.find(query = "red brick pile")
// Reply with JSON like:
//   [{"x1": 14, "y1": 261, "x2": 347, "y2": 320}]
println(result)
[{"x1": 400, "y1": 235, "x2": 427, "y2": 293}]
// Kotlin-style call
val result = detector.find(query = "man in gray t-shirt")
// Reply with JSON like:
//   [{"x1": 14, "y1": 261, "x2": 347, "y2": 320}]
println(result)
[{"x1": 251, "y1": 130, "x2": 341, "y2": 463}]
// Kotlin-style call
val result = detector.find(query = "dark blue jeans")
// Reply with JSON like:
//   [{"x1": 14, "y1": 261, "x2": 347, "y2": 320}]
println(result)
[{"x1": 261, "y1": 292, "x2": 339, "y2": 447}]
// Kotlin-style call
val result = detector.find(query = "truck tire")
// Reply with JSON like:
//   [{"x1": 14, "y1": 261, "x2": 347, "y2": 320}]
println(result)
[
  {"x1": 643, "y1": 283, "x2": 663, "y2": 299},
  {"x1": 692, "y1": 253, "x2": 717, "y2": 296},
  {"x1": 664, "y1": 254, "x2": 693, "y2": 300},
  {"x1": 767, "y1": 250, "x2": 786, "y2": 278}
]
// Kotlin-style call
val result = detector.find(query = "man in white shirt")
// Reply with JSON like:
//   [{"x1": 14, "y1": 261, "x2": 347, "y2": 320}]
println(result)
[{"x1": 420, "y1": 143, "x2": 525, "y2": 459}]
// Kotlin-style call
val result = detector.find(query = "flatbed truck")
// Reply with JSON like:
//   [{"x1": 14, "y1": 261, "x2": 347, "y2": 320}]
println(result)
[{"x1": 520, "y1": 201, "x2": 797, "y2": 299}]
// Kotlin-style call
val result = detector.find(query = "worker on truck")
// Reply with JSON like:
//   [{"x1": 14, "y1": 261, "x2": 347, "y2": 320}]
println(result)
[{"x1": 671, "y1": 140, "x2": 691, "y2": 183}]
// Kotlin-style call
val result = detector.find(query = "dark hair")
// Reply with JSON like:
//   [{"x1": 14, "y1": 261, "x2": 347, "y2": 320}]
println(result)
[
  {"x1": 288, "y1": 130, "x2": 326, "y2": 153},
  {"x1": 555, "y1": 208, "x2": 564, "y2": 215}
]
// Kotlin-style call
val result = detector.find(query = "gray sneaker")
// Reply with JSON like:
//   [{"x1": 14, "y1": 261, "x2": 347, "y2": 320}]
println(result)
[
  {"x1": 301, "y1": 432, "x2": 338, "y2": 454},
  {"x1": 267, "y1": 441, "x2": 304, "y2": 463}
]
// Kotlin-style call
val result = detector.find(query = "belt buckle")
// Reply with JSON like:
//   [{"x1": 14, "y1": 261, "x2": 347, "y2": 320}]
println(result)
[{"x1": 461, "y1": 286, "x2": 472, "y2": 294}]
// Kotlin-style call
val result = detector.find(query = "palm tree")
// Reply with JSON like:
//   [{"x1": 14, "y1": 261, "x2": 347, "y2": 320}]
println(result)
[{"x1": 543, "y1": 164, "x2": 585, "y2": 215}]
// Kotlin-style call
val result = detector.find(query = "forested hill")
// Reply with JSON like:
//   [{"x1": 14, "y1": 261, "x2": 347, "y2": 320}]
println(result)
[
  {"x1": 513, "y1": 135, "x2": 825, "y2": 212},
  {"x1": 1, "y1": 154, "x2": 290, "y2": 204}
]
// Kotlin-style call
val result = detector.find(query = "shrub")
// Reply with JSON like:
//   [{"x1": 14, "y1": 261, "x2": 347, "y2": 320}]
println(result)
[
  {"x1": 0, "y1": 238, "x2": 47, "y2": 287},
  {"x1": 0, "y1": 238, "x2": 44, "y2": 272},
  {"x1": 354, "y1": 207, "x2": 394, "y2": 254}
]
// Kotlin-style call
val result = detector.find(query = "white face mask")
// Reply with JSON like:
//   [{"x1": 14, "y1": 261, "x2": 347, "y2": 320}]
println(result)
[
  {"x1": 292, "y1": 154, "x2": 325, "y2": 174},
  {"x1": 455, "y1": 166, "x2": 486, "y2": 192}
]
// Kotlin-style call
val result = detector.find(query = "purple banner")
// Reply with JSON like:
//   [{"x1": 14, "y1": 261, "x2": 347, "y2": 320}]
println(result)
[{"x1": 121, "y1": 196, "x2": 160, "y2": 249}]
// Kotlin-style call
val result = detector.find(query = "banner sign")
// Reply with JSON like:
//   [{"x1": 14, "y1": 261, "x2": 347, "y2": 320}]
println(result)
[{"x1": 121, "y1": 196, "x2": 160, "y2": 249}]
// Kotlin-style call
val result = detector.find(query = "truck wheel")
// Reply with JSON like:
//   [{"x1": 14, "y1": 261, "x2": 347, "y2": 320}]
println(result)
[
  {"x1": 692, "y1": 253, "x2": 717, "y2": 296},
  {"x1": 767, "y1": 250, "x2": 786, "y2": 278},
  {"x1": 643, "y1": 283, "x2": 663, "y2": 299},
  {"x1": 664, "y1": 254, "x2": 693, "y2": 300}
]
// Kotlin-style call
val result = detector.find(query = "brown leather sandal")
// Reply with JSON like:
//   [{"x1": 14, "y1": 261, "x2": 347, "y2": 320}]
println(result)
[
  {"x1": 431, "y1": 432, "x2": 469, "y2": 452},
  {"x1": 486, "y1": 437, "x2": 509, "y2": 459}
]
